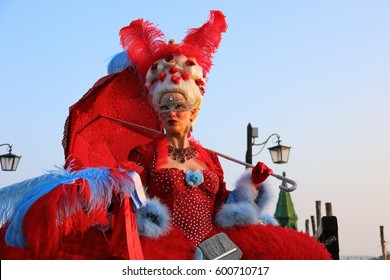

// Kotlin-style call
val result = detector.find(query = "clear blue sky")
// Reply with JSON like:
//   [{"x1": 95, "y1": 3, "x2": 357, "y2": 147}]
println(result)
[{"x1": 1, "y1": 1, "x2": 389, "y2": 257}]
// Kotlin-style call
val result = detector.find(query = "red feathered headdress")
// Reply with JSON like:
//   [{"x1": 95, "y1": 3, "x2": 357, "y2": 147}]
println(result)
[{"x1": 119, "y1": 10, "x2": 227, "y2": 85}]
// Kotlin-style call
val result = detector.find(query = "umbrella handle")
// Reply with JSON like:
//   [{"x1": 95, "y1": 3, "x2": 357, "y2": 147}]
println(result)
[
  {"x1": 211, "y1": 150, "x2": 298, "y2": 192},
  {"x1": 270, "y1": 173, "x2": 297, "y2": 192}
]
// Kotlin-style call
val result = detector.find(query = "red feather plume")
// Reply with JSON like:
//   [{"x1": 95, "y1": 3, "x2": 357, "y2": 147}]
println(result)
[
  {"x1": 22, "y1": 179, "x2": 109, "y2": 257},
  {"x1": 181, "y1": 10, "x2": 227, "y2": 75},
  {"x1": 120, "y1": 19, "x2": 166, "y2": 79}
]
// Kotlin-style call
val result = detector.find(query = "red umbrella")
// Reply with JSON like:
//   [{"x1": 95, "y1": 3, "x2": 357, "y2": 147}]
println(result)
[{"x1": 62, "y1": 66, "x2": 161, "y2": 169}]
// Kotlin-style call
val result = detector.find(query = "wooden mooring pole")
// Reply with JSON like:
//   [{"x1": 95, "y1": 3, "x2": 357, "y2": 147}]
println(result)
[
  {"x1": 325, "y1": 202, "x2": 333, "y2": 216},
  {"x1": 316, "y1": 201, "x2": 322, "y2": 228},
  {"x1": 380, "y1": 226, "x2": 388, "y2": 260},
  {"x1": 311, "y1": 215, "x2": 316, "y2": 235},
  {"x1": 305, "y1": 219, "x2": 310, "y2": 234}
]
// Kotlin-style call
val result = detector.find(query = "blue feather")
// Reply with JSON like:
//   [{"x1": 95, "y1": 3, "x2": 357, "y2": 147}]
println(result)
[
  {"x1": 107, "y1": 51, "x2": 131, "y2": 74},
  {"x1": 5, "y1": 169, "x2": 76, "y2": 247},
  {"x1": 77, "y1": 168, "x2": 113, "y2": 211},
  {"x1": 0, "y1": 172, "x2": 62, "y2": 226}
]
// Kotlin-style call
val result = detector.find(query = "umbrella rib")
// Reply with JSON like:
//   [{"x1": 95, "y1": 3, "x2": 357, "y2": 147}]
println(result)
[
  {"x1": 99, "y1": 114, "x2": 162, "y2": 135},
  {"x1": 98, "y1": 115, "x2": 297, "y2": 191}
]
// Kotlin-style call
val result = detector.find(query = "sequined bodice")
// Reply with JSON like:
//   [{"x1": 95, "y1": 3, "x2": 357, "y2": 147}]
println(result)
[{"x1": 148, "y1": 168, "x2": 220, "y2": 245}]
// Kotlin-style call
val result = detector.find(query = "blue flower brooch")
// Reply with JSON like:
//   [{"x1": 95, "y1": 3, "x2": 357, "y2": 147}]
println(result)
[{"x1": 185, "y1": 170, "x2": 204, "y2": 188}]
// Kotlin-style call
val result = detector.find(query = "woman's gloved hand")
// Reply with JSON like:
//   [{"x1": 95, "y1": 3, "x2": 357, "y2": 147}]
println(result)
[{"x1": 251, "y1": 162, "x2": 273, "y2": 185}]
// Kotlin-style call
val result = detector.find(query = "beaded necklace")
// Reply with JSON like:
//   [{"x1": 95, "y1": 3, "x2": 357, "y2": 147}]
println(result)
[{"x1": 168, "y1": 145, "x2": 198, "y2": 163}]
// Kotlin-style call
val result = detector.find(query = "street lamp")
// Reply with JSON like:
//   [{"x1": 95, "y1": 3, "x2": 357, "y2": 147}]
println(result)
[
  {"x1": 0, "y1": 143, "x2": 22, "y2": 171},
  {"x1": 268, "y1": 136, "x2": 291, "y2": 164},
  {"x1": 245, "y1": 123, "x2": 291, "y2": 165}
]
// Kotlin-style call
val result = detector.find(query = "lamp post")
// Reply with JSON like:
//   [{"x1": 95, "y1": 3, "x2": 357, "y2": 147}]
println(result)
[
  {"x1": 245, "y1": 123, "x2": 291, "y2": 165},
  {"x1": 0, "y1": 143, "x2": 22, "y2": 171}
]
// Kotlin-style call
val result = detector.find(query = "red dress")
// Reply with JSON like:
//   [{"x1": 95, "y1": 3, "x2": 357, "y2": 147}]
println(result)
[
  {"x1": 129, "y1": 136, "x2": 332, "y2": 260},
  {"x1": 150, "y1": 168, "x2": 222, "y2": 245}
]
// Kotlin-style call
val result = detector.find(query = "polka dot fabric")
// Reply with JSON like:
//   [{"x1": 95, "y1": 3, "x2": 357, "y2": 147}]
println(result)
[{"x1": 148, "y1": 153, "x2": 221, "y2": 245}]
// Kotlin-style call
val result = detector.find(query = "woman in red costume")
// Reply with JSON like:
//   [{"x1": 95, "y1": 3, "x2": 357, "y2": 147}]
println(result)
[
  {"x1": 0, "y1": 10, "x2": 331, "y2": 260},
  {"x1": 121, "y1": 11, "x2": 331, "y2": 260}
]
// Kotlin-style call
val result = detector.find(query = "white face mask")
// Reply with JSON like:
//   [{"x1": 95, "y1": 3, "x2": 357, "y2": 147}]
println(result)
[{"x1": 157, "y1": 94, "x2": 194, "y2": 114}]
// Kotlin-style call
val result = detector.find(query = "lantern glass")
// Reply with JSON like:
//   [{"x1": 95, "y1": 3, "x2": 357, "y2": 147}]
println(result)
[
  {"x1": 268, "y1": 144, "x2": 291, "y2": 164},
  {"x1": 0, "y1": 152, "x2": 21, "y2": 171}
]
